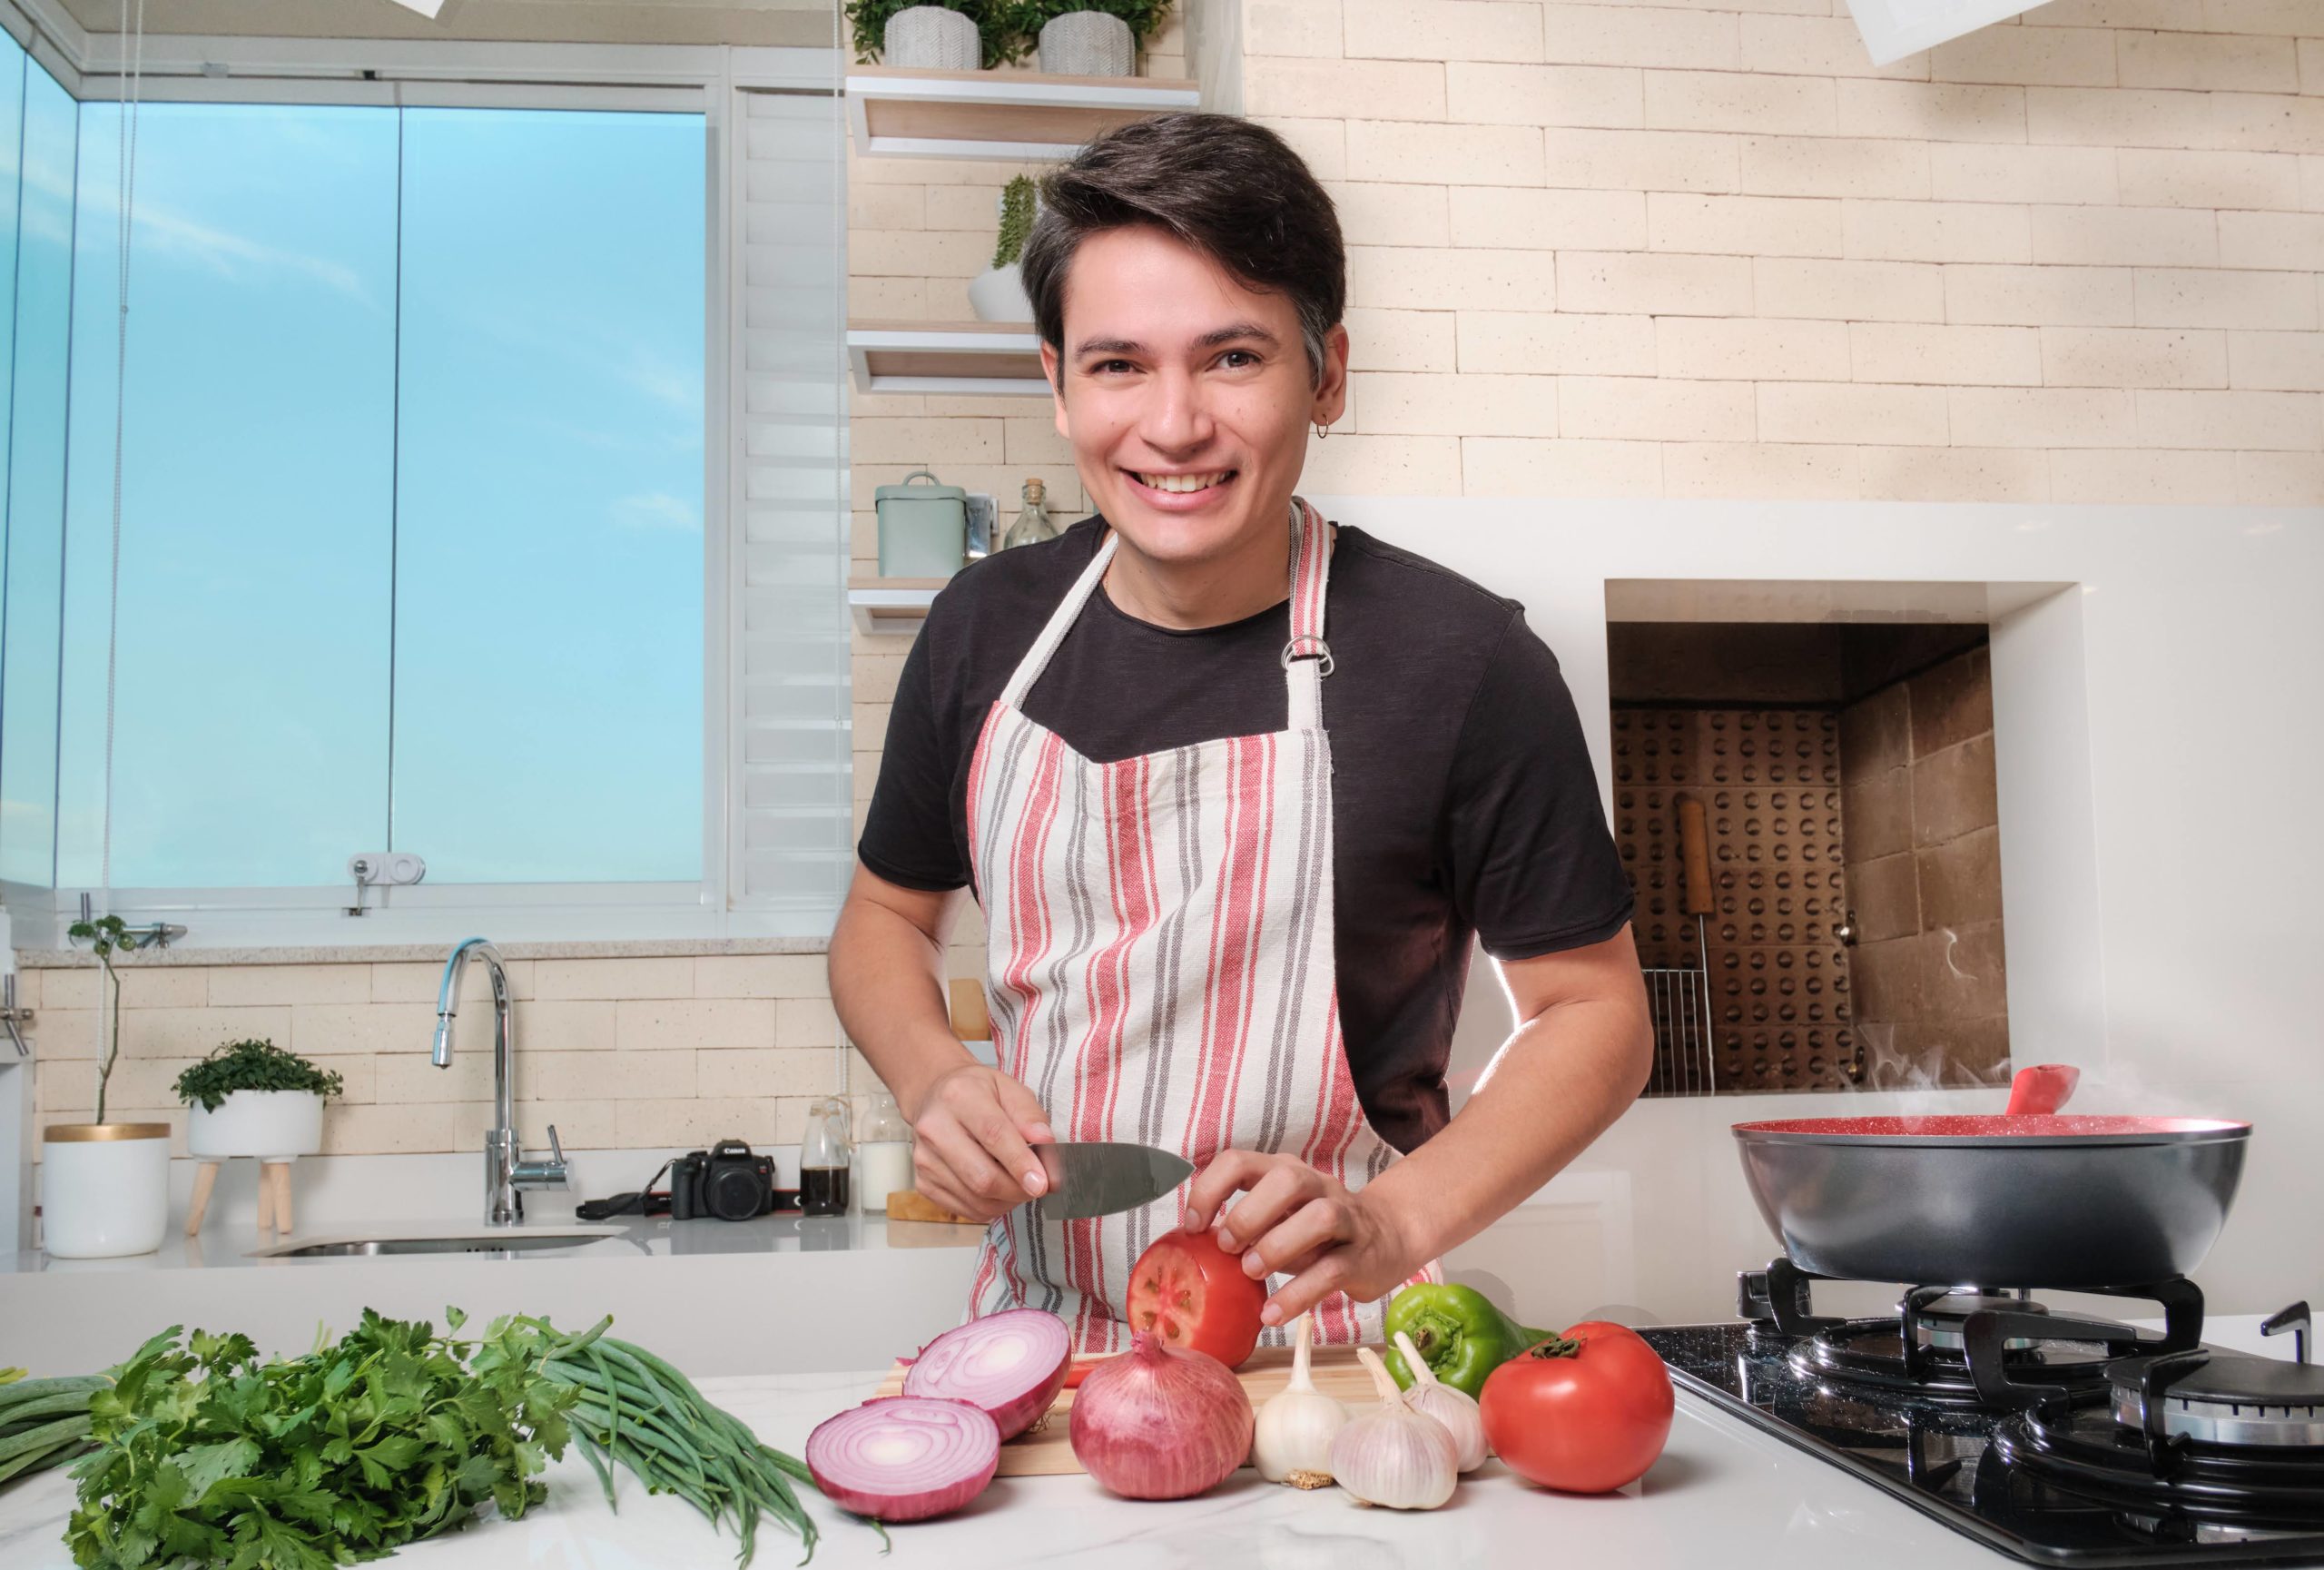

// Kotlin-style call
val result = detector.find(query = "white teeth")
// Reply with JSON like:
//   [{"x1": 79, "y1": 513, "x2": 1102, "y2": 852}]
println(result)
[{"x1": 1136, "y1": 471, "x2": 1228, "y2": 493}]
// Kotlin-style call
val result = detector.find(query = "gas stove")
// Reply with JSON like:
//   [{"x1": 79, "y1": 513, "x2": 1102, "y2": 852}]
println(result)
[{"x1": 1637, "y1": 1259, "x2": 2324, "y2": 1566}]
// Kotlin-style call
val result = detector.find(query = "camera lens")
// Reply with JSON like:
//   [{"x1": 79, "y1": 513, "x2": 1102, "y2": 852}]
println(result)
[{"x1": 708, "y1": 1165, "x2": 763, "y2": 1221}]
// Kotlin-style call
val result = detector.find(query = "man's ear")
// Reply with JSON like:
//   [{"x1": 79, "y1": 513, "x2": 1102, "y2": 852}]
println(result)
[
  {"x1": 1040, "y1": 341, "x2": 1068, "y2": 439},
  {"x1": 1312, "y1": 322, "x2": 1351, "y2": 428}
]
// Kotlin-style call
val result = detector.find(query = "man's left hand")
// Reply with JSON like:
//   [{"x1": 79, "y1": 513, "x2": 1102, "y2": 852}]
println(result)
[{"x1": 1181, "y1": 1150, "x2": 1422, "y2": 1328}]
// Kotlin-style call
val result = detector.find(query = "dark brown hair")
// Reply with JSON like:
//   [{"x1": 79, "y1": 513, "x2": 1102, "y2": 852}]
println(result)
[{"x1": 1019, "y1": 112, "x2": 1345, "y2": 390}]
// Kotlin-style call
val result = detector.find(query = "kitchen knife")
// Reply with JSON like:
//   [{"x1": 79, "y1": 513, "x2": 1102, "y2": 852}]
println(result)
[{"x1": 1029, "y1": 1141, "x2": 1193, "y2": 1220}]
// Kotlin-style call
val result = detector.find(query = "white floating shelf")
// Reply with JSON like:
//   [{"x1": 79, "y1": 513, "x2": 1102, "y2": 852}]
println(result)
[
  {"x1": 847, "y1": 321, "x2": 1048, "y2": 397},
  {"x1": 844, "y1": 65, "x2": 1200, "y2": 162},
  {"x1": 849, "y1": 578, "x2": 946, "y2": 636}
]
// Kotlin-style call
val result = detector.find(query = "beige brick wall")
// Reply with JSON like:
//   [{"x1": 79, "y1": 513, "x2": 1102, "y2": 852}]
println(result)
[
  {"x1": 843, "y1": 0, "x2": 2323, "y2": 863},
  {"x1": 25, "y1": 955, "x2": 874, "y2": 1160}
]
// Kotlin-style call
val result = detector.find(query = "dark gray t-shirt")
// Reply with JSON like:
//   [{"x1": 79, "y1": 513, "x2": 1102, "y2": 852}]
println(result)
[{"x1": 859, "y1": 517, "x2": 1633, "y2": 1153}]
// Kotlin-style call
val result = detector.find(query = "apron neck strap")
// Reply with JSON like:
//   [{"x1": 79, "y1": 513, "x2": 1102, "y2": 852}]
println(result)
[{"x1": 997, "y1": 499, "x2": 1335, "y2": 728}]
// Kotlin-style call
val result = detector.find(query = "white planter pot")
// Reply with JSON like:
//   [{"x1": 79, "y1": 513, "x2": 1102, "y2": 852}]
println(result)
[
  {"x1": 41, "y1": 1123, "x2": 171, "y2": 1259},
  {"x1": 884, "y1": 6, "x2": 980, "y2": 70},
  {"x1": 967, "y1": 262, "x2": 1032, "y2": 323},
  {"x1": 1039, "y1": 12, "x2": 1135, "y2": 76},
  {"x1": 188, "y1": 1090, "x2": 324, "y2": 1160}
]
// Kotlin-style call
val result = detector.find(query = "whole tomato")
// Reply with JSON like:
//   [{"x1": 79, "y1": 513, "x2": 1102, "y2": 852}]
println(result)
[
  {"x1": 1123, "y1": 1228, "x2": 1265, "y2": 1368},
  {"x1": 1478, "y1": 1320, "x2": 1674, "y2": 1493}
]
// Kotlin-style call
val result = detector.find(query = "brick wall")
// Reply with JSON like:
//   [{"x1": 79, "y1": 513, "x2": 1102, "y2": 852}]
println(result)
[{"x1": 26, "y1": 954, "x2": 865, "y2": 1159}]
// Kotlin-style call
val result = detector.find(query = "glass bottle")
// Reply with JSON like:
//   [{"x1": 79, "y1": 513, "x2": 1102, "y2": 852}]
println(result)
[
  {"x1": 856, "y1": 1092, "x2": 915, "y2": 1211},
  {"x1": 799, "y1": 1096, "x2": 854, "y2": 1217},
  {"x1": 1000, "y1": 477, "x2": 1058, "y2": 550}
]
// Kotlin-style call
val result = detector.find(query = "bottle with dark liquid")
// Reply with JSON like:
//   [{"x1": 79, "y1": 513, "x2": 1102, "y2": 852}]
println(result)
[
  {"x1": 799, "y1": 1096, "x2": 854, "y2": 1218},
  {"x1": 799, "y1": 1165, "x2": 850, "y2": 1217}
]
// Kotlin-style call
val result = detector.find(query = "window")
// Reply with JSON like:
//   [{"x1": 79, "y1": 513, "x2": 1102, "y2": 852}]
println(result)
[
  {"x1": 0, "y1": 40, "x2": 77, "y2": 891},
  {"x1": 39, "y1": 100, "x2": 706, "y2": 893}
]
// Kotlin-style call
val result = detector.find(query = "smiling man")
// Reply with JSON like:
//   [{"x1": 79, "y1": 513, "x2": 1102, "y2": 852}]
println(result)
[{"x1": 829, "y1": 113, "x2": 1652, "y2": 1349}]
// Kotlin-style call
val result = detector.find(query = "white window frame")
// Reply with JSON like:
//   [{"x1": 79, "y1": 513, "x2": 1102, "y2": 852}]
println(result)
[{"x1": 0, "y1": 1, "x2": 850, "y2": 949}]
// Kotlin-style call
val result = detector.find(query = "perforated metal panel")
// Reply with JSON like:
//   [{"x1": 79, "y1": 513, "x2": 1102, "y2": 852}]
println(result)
[{"x1": 1611, "y1": 707, "x2": 1858, "y2": 1093}]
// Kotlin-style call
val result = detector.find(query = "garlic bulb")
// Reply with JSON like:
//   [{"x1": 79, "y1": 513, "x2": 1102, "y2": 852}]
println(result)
[
  {"x1": 1327, "y1": 1347, "x2": 1458, "y2": 1510},
  {"x1": 1392, "y1": 1329, "x2": 1488, "y2": 1472},
  {"x1": 1252, "y1": 1314, "x2": 1349, "y2": 1487}
]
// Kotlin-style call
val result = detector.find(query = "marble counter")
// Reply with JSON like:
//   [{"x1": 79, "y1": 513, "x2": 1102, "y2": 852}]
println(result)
[
  {"x1": 0, "y1": 1373, "x2": 2014, "y2": 1570},
  {"x1": 0, "y1": 1214, "x2": 986, "y2": 1378}
]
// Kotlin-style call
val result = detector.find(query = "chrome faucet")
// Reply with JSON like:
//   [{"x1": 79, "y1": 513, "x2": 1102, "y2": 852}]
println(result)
[{"x1": 432, "y1": 936, "x2": 568, "y2": 1225}]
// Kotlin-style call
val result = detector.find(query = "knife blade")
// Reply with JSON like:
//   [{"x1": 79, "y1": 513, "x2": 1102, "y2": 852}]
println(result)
[{"x1": 1029, "y1": 1141, "x2": 1193, "y2": 1220}]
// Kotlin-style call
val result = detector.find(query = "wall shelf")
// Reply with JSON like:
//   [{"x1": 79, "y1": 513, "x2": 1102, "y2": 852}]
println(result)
[
  {"x1": 847, "y1": 321, "x2": 1048, "y2": 396},
  {"x1": 849, "y1": 577, "x2": 947, "y2": 636},
  {"x1": 844, "y1": 66, "x2": 1200, "y2": 162}
]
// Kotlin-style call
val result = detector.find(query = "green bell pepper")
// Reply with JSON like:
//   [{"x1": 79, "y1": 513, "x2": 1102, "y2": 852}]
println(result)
[{"x1": 1381, "y1": 1283, "x2": 1553, "y2": 1399}]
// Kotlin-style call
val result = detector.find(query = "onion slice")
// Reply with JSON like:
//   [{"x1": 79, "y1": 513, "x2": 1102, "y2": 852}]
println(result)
[
  {"x1": 805, "y1": 1397, "x2": 1000, "y2": 1523},
  {"x1": 901, "y1": 1308, "x2": 1071, "y2": 1441}
]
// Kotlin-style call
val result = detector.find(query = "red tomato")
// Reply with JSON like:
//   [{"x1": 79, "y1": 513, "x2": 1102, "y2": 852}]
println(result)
[
  {"x1": 1124, "y1": 1228, "x2": 1265, "y2": 1368},
  {"x1": 1479, "y1": 1320, "x2": 1674, "y2": 1494}
]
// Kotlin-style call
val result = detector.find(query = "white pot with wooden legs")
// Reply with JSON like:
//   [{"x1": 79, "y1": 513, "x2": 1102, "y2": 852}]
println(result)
[{"x1": 185, "y1": 1090, "x2": 325, "y2": 1237}]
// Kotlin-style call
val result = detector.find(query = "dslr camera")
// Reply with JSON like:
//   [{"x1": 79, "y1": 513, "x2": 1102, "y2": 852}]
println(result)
[{"x1": 670, "y1": 1138, "x2": 778, "y2": 1221}]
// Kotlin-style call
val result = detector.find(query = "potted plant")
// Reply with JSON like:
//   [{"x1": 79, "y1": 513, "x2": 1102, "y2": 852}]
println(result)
[
  {"x1": 176, "y1": 1039, "x2": 341, "y2": 1235},
  {"x1": 846, "y1": 0, "x2": 1023, "y2": 70},
  {"x1": 968, "y1": 174, "x2": 1038, "y2": 323},
  {"x1": 1025, "y1": 0, "x2": 1172, "y2": 75},
  {"x1": 40, "y1": 913, "x2": 170, "y2": 1259},
  {"x1": 176, "y1": 1039, "x2": 341, "y2": 1157}
]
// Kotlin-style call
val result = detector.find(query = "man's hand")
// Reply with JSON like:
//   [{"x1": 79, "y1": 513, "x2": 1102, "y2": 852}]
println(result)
[
  {"x1": 907, "y1": 1063, "x2": 1056, "y2": 1224},
  {"x1": 1181, "y1": 1150, "x2": 1423, "y2": 1328}
]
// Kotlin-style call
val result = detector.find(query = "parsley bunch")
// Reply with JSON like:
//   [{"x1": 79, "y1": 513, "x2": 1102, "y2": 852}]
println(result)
[{"x1": 64, "y1": 1308, "x2": 574, "y2": 1570}]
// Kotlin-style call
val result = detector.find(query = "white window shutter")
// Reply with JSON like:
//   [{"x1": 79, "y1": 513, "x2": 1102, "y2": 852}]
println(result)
[{"x1": 734, "y1": 89, "x2": 853, "y2": 917}]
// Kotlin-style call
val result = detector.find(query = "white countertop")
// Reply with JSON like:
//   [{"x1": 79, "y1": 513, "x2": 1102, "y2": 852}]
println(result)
[
  {"x1": 6, "y1": 1317, "x2": 2293, "y2": 1569},
  {"x1": 1, "y1": 1211, "x2": 981, "y2": 1276},
  {"x1": 0, "y1": 1377, "x2": 1992, "y2": 1570}
]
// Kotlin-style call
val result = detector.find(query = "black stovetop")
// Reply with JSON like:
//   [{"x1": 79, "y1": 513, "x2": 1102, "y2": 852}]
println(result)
[{"x1": 1636, "y1": 1314, "x2": 2324, "y2": 1568}]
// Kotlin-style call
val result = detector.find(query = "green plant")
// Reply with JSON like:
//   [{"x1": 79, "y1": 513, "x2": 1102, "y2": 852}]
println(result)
[
  {"x1": 844, "y1": 0, "x2": 1027, "y2": 69},
  {"x1": 65, "y1": 1309, "x2": 575, "y2": 1569},
  {"x1": 172, "y1": 1039, "x2": 344, "y2": 1114},
  {"x1": 1013, "y1": 0, "x2": 1176, "y2": 43},
  {"x1": 991, "y1": 173, "x2": 1038, "y2": 270},
  {"x1": 64, "y1": 913, "x2": 135, "y2": 1126}
]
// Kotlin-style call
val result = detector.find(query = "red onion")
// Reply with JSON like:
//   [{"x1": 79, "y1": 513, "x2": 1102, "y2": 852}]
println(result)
[
  {"x1": 805, "y1": 1396, "x2": 1000, "y2": 1523},
  {"x1": 1068, "y1": 1330, "x2": 1254, "y2": 1500},
  {"x1": 901, "y1": 1308, "x2": 1071, "y2": 1441}
]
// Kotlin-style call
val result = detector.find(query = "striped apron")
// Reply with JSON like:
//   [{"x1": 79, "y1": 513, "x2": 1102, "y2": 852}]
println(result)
[{"x1": 963, "y1": 497, "x2": 1434, "y2": 1351}]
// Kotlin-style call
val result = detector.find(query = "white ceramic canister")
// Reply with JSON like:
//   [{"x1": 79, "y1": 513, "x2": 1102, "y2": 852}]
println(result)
[
  {"x1": 187, "y1": 1089, "x2": 324, "y2": 1160},
  {"x1": 883, "y1": 5, "x2": 980, "y2": 70},
  {"x1": 41, "y1": 1122, "x2": 172, "y2": 1259}
]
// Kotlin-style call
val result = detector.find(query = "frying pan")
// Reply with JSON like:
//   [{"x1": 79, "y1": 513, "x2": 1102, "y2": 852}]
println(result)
[{"x1": 1733, "y1": 1064, "x2": 2250, "y2": 1289}]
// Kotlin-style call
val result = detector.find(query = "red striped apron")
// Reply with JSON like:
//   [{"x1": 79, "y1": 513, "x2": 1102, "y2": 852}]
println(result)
[{"x1": 963, "y1": 497, "x2": 1437, "y2": 1351}]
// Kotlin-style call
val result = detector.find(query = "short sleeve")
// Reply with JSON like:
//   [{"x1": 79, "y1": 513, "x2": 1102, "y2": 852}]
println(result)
[
  {"x1": 857, "y1": 623, "x2": 970, "y2": 892},
  {"x1": 1443, "y1": 614, "x2": 1634, "y2": 962}
]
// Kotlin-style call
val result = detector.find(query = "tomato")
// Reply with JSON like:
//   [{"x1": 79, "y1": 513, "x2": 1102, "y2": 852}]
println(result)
[
  {"x1": 1124, "y1": 1228, "x2": 1265, "y2": 1368},
  {"x1": 1478, "y1": 1320, "x2": 1674, "y2": 1494}
]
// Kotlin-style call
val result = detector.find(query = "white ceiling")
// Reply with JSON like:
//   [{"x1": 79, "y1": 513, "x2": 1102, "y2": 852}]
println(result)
[{"x1": 57, "y1": 0, "x2": 836, "y2": 46}]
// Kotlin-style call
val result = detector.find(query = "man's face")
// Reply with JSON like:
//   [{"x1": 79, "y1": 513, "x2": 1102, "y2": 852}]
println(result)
[{"x1": 1041, "y1": 225, "x2": 1347, "y2": 569}]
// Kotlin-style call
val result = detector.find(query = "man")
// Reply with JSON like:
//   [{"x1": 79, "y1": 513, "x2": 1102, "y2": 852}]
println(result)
[{"x1": 829, "y1": 113, "x2": 1650, "y2": 1348}]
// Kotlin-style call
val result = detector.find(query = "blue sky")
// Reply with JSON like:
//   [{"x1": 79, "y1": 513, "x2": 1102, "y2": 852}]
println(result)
[{"x1": 1, "y1": 32, "x2": 707, "y2": 890}]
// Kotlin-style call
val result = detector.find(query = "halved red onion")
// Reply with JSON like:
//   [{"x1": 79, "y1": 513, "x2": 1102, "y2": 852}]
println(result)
[
  {"x1": 805, "y1": 1397, "x2": 1000, "y2": 1523},
  {"x1": 900, "y1": 1308, "x2": 1071, "y2": 1441}
]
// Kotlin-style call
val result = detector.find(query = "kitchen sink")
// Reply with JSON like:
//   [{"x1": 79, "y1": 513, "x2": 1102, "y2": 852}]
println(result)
[{"x1": 259, "y1": 1229, "x2": 621, "y2": 1259}]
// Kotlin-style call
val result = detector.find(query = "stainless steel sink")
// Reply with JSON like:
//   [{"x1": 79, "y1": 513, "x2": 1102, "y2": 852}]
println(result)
[{"x1": 260, "y1": 1229, "x2": 618, "y2": 1259}]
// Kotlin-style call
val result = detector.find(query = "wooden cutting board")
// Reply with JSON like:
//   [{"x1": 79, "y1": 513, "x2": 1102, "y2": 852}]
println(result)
[{"x1": 873, "y1": 1344, "x2": 1390, "y2": 1477}]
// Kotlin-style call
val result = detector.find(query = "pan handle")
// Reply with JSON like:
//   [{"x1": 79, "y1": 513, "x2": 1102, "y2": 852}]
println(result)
[{"x1": 2004, "y1": 1062, "x2": 2080, "y2": 1116}]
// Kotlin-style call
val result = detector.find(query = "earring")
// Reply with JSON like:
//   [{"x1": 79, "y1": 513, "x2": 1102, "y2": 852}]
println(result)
[{"x1": 1314, "y1": 420, "x2": 1331, "y2": 440}]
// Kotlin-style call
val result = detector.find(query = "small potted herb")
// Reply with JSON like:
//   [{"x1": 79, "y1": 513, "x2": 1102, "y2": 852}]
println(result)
[
  {"x1": 177, "y1": 1039, "x2": 341, "y2": 1161},
  {"x1": 968, "y1": 173, "x2": 1039, "y2": 323},
  {"x1": 1024, "y1": 0, "x2": 1173, "y2": 75},
  {"x1": 41, "y1": 914, "x2": 171, "y2": 1259},
  {"x1": 846, "y1": 0, "x2": 1023, "y2": 70}
]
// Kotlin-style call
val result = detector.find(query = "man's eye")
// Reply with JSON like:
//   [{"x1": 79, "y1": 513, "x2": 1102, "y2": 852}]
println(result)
[
  {"x1": 1091, "y1": 359, "x2": 1135, "y2": 375},
  {"x1": 1219, "y1": 350, "x2": 1260, "y2": 369}
]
